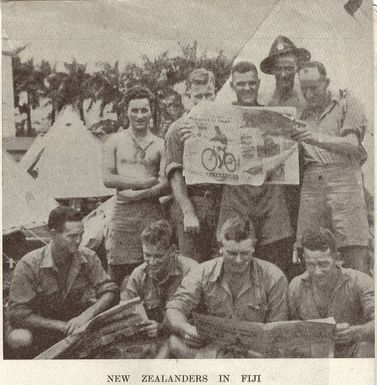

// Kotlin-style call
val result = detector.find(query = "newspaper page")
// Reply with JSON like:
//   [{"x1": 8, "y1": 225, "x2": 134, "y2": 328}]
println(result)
[
  {"x1": 183, "y1": 103, "x2": 300, "y2": 186},
  {"x1": 1, "y1": 1, "x2": 375, "y2": 385}
]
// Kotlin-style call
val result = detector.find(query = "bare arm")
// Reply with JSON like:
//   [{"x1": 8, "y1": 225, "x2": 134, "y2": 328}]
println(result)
[
  {"x1": 165, "y1": 308, "x2": 203, "y2": 347},
  {"x1": 66, "y1": 292, "x2": 118, "y2": 335},
  {"x1": 170, "y1": 170, "x2": 200, "y2": 233},
  {"x1": 165, "y1": 308, "x2": 190, "y2": 337},
  {"x1": 21, "y1": 314, "x2": 67, "y2": 334},
  {"x1": 292, "y1": 130, "x2": 360, "y2": 158},
  {"x1": 122, "y1": 178, "x2": 170, "y2": 201},
  {"x1": 171, "y1": 170, "x2": 195, "y2": 215},
  {"x1": 102, "y1": 136, "x2": 159, "y2": 190}
]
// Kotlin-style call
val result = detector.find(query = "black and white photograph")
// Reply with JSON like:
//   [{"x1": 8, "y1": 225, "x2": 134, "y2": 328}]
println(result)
[{"x1": 1, "y1": 0, "x2": 375, "y2": 378}]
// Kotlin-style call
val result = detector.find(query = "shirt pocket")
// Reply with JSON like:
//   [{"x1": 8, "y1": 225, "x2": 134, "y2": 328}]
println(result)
[
  {"x1": 243, "y1": 302, "x2": 268, "y2": 322},
  {"x1": 206, "y1": 293, "x2": 229, "y2": 318}
]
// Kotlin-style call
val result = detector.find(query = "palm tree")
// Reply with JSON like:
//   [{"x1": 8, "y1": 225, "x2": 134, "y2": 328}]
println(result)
[
  {"x1": 86, "y1": 61, "x2": 125, "y2": 122},
  {"x1": 43, "y1": 59, "x2": 90, "y2": 124},
  {"x1": 12, "y1": 57, "x2": 43, "y2": 136}
]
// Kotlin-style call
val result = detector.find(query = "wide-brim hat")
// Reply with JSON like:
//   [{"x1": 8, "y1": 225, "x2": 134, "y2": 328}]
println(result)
[{"x1": 260, "y1": 35, "x2": 311, "y2": 75}]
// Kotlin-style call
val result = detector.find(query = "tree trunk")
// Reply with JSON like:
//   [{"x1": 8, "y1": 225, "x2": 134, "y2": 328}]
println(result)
[
  {"x1": 77, "y1": 99, "x2": 85, "y2": 125},
  {"x1": 26, "y1": 93, "x2": 33, "y2": 136},
  {"x1": 51, "y1": 106, "x2": 56, "y2": 125}
]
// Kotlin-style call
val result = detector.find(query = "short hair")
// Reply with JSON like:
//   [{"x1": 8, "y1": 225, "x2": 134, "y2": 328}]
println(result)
[
  {"x1": 299, "y1": 61, "x2": 327, "y2": 78},
  {"x1": 141, "y1": 220, "x2": 173, "y2": 250},
  {"x1": 301, "y1": 227, "x2": 336, "y2": 254},
  {"x1": 231, "y1": 61, "x2": 258, "y2": 77},
  {"x1": 48, "y1": 206, "x2": 83, "y2": 232},
  {"x1": 122, "y1": 85, "x2": 155, "y2": 112},
  {"x1": 185, "y1": 68, "x2": 215, "y2": 92},
  {"x1": 218, "y1": 217, "x2": 256, "y2": 243}
]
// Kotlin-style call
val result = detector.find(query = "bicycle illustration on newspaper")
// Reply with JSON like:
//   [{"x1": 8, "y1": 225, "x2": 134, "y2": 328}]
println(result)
[{"x1": 201, "y1": 126, "x2": 237, "y2": 173}]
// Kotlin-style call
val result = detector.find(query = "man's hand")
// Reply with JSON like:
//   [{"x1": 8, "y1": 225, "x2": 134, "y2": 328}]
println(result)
[
  {"x1": 118, "y1": 189, "x2": 145, "y2": 202},
  {"x1": 182, "y1": 324, "x2": 204, "y2": 348},
  {"x1": 291, "y1": 127, "x2": 320, "y2": 145},
  {"x1": 335, "y1": 323, "x2": 359, "y2": 345},
  {"x1": 178, "y1": 121, "x2": 197, "y2": 143},
  {"x1": 183, "y1": 211, "x2": 200, "y2": 234},
  {"x1": 137, "y1": 320, "x2": 160, "y2": 338},
  {"x1": 56, "y1": 320, "x2": 70, "y2": 335},
  {"x1": 66, "y1": 313, "x2": 93, "y2": 336}
]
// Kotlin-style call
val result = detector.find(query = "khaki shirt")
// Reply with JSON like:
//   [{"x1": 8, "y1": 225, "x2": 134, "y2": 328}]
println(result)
[
  {"x1": 124, "y1": 253, "x2": 197, "y2": 322},
  {"x1": 288, "y1": 267, "x2": 374, "y2": 357},
  {"x1": 7, "y1": 243, "x2": 119, "y2": 328},
  {"x1": 300, "y1": 90, "x2": 367, "y2": 166},
  {"x1": 167, "y1": 257, "x2": 288, "y2": 322},
  {"x1": 288, "y1": 267, "x2": 374, "y2": 325}
]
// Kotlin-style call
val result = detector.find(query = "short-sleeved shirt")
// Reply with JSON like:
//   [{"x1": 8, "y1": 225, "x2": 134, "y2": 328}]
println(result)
[
  {"x1": 288, "y1": 267, "x2": 374, "y2": 357},
  {"x1": 300, "y1": 90, "x2": 367, "y2": 166},
  {"x1": 124, "y1": 253, "x2": 197, "y2": 322},
  {"x1": 288, "y1": 267, "x2": 374, "y2": 325},
  {"x1": 166, "y1": 257, "x2": 288, "y2": 322},
  {"x1": 164, "y1": 116, "x2": 220, "y2": 192},
  {"x1": 7, "y1": 243, "x2": 119, "y2": 328},
  {"x1": 164, "y1": 115, "x2": 187, "y2": 178}
]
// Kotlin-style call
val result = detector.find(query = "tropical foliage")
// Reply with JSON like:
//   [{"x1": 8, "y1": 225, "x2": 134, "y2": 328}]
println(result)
[{"x1": 12, "y1": 42, "x2": 233, "y2": 136}]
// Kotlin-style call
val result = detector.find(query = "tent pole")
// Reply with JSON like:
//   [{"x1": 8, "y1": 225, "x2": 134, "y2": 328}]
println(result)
[{"x1": 21, "y1": 226, "x2": 49, "y2": 245}]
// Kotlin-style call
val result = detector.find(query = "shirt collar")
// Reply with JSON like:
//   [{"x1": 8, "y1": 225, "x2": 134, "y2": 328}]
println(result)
[
  {"x1": 301, "y1": 265, "x2": 350, "y2": 288},
  {"x1": 211, "y1": 257, "x2": 261, "y2": 287},
  {"x1": 142, "y1": 252, "x2": 181, "y2": 284},
  {"x1": 40, "y1": 242, "x2": 87, "y2": 272},
  {"x1": 302, "y1": 90, "x2": 339, "y2": 119}
]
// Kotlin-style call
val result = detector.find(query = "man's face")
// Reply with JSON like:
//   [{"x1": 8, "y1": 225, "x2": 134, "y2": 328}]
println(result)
[
  {"x1": 54, "y1": 221, "x2": 84, "y2": 254},
  {"x1": 273, "y1": 54, "x2": 297, "y2": 92},
  {"x1": 221, "y1": 238, "x2": 254, "y2": 274},
  {"x1": 231, "y1": 71, "x2": 260, "y2": 106},
  {"x1": 127, "y1": 98, "x2": 152, "y2": 133},
  {"x1": 299, "y1": 67, "x2": 329, "y2": 108},
  {"x1": 142, "y1": 242, "x2": 172, "y2": 276},
  {"x1": 186, "y1": 83, "x2": 215, "y2": 108},
  {"x1": 303, "y1": 248, "x2": 337, "y2": 288}
]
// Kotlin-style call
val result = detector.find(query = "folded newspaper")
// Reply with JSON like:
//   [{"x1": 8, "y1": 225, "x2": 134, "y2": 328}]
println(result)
[{"x1": 34, "y1": 298, "x2": 148, "y2": 359}]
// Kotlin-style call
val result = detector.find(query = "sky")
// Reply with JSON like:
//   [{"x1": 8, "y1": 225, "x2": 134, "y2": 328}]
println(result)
[{"x1": 2, "y1": 0, "x2": 277, "y2": 70}]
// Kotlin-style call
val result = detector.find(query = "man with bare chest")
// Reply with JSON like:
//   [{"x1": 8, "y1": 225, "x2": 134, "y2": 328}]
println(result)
[{"x1": 102, "y1": 86, "x2": 168, "y2": 286}]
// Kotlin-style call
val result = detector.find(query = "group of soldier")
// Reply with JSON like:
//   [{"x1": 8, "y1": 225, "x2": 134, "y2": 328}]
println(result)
[{"x1": 5, "y1": 36, "x2": 374, "y2": 359}]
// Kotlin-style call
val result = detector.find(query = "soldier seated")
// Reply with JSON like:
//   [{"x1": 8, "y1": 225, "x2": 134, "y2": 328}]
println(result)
[
  {"x1": 165, "y1": 217, "x2": 288, "y2": 358},
  {"x1": 6, "y1": 206, "x2": 119, "y2": 358},
  {"x1": 288, "y1": 227, "x2": 374, "y2": 358},
  {"x1": 122, "y1": 220, "x2": 197, "y2": 338}
]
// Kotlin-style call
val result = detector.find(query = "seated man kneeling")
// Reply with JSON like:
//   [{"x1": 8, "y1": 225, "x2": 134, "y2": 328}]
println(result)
[
  {"x1": 288, "y1": 227, "x2": 374, "y2": 358},
  {"x1": 6, "y1": 206, "x2": 119, "y2": 358},
  {"x1": 165, "y1": 217, "x2": 289, "y2": 358},
  {"x1": 123, "y1": 220, "x2": 198, "y2": 338}
]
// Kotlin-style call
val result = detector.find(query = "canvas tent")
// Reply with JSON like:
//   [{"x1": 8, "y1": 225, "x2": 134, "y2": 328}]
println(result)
[
  {"x1": 2, "y1": 153, "x2": 58, "y2": 234},
  {"x1": 19, "y1": 106, "x2": 114, "y2": 199},
  {"x1": 216, "y1": 0, "x2": 374, "y2": 192}
]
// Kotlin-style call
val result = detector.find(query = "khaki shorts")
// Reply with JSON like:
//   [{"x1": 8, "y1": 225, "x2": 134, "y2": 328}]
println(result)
[
  {"x1": 218, "y1": 184, "x2": 292, "y2": 246},
  {"x1": 297, "y1": 164, "x2": 369, "y2": 248}
]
